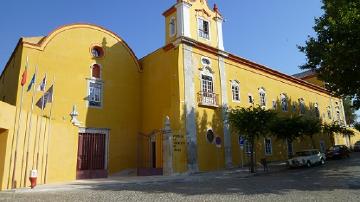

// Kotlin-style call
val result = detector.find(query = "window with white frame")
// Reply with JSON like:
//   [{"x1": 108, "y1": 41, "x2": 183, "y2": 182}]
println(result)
[
  {"x1": 264, "y1": 138, "x2": 272, "y2": 155},
  {"x1": 336, "y1": 108, "x2": 341, "y2": 121},
  {"x1": 198, "y1": 18, "x2": 210, "y2": 39},
  {"x1": 272, "y1": 100, "x2": 277, "y2": 109},
  {"x1": 202, "y1": 75, "x2": 213, "y2": 94},
  {"x1": 201, "y1": 57, "x2": 211, "y2": 66},
  {"x1": 327, "y1": 107, "x2": 332, "y2": 119},
  {"x1": 231, "y1": 81, "x2": 240, "y2": 102},
  {"x1": 299, "y1": 98, "x2": 306, "y2": 114},
  {"x1": 89, "y1": 81, "x2": 102, "y2": 107},
  {"x1": 314, "y1": 103, "x2": 320, "y2": 118},
  {"x1": 244, "y1": 140, "x2": 252, "y2": 154},
  {"x1": 281, "y1": 94, "x2": 288, "y2": 112},
  {"x1": 259, "y1": 87, "x2": 266, "y2": 107},
  {"x1": 169, "y1": 17, "x2": 176, "y2": 37}
]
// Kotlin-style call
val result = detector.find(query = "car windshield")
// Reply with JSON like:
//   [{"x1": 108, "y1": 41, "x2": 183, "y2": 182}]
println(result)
[
  {"x1": 328, "y1": 146, "x2": 340, "y2": 151},
  {"x1": 295, "y1": 151, "x2": 313, "y2": 157},
  {"x1": 355, "y1": 142, "x2": 360, "y2": 145}
]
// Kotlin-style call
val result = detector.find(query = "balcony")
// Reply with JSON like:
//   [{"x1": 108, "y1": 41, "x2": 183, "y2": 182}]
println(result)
[{"x1": 198, "y1": 91, "x2": 219, "y2": 108}]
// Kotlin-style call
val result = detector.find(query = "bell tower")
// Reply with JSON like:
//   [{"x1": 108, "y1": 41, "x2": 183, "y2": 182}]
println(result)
[{"x1": 163, "y1": 0, "x2": 225, "y2": 51}]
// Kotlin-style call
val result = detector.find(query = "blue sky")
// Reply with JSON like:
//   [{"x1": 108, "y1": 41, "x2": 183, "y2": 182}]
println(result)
[
  {"x1": 1, "y1": 0, "x2": 358, "y2": 120},
  {"x1": 0, "y1": 0, "x2": 322, "y2": 75}
]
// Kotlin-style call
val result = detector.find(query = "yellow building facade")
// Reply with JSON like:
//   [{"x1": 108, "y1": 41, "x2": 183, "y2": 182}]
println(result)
[{"x1": 0, "y1": 0, "x2": 355, "y2": 190}]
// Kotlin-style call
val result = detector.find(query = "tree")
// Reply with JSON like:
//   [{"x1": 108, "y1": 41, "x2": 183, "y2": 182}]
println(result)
[
  {"x1": 300, "y1": 115, "x2": 322, "y2": 148},
  {"x1": 298, "y1": 0, "x2": 360, "y2": 109},
  {"x1": 322, "y1": 122, "x2": 355, "y2": 145},
  {"x1": 355, "y1": 122, "x2": 360, "y2": 131},
  {"x1": 269, "y1": 115, "x2": 304, "y2": 145},
  {"x1": 343, "y1": 97, "x2": 357, "y2": 125},
  {"x1": 228, "y1": 106, "x2": 276, "y2": 173}
]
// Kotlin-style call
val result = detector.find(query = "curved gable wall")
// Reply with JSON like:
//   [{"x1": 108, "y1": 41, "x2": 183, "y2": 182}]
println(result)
[{"x1": 18, "y1": 24, "x2": 142, "y2": 174}]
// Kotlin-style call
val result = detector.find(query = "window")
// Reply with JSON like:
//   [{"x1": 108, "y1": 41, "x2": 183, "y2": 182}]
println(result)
[
  {"x1": 314, "y1": 103, "x2": 320, "y2": 118},
  {"x1": 198, "y1": 18, "x2": 210, "y2": 39},
  {"x1": 206, "y1": 129, "x2": 215, "y2": 143},
  {"x1": 320, "y1": 140, "x2": 326, "y2": 153},
  {"x1": 272, "y1": 100, "x2": 277, "y2": 109},
  {"x1": 89, "y1": 81, "x2": 102, "y2": 107},
  {"x1": 244, "y1": 140, "x2": 252, "y2": 154},
  {"x1": 299, "y1": 98, "x2": 306, "y2": 114},
  {"x1": 281, "y1": 94, "x2": 288, "y2": 112},
  {"x1": 91, "y1": 64, "x2": 101, "y2": 79},
  {"x1": 259, "y1": 88, "x2": 266, "y2": 107},
  {"x1": 202, "y1": 75, "x2": 213, "y2": 93},
  {"x1": 91, "y1": 46, "x2": 104, "y2": 58},
  {"x1": 287, "y1": 139, "x2": 293, "y2": 157},
  {"x1": 248, "y1": 94, "x2": 254, "y2": 104},
  {"x1": 169, "y1": 17, "x2": 176, "y2": 37},
  {"x1": 231, "y1": 81, "x2": 240, "y2": 102},
  {"x1": 264, "y1": 138, "x2": 272, "y2": 155},
  {"x1": 336, "y1": 110, "x2": 341, "y2": 121},
  {"x1": 201, "y1": 57, "x2": 211, "y2": 66},
  {"x1": 327, "y1": 107, "x2": 332, "y2": 119}
]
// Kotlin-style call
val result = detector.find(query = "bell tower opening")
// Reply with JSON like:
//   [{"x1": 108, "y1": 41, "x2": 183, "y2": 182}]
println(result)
[{"x1": 163, "y1": 0, "x2": 225, "y2": 51}]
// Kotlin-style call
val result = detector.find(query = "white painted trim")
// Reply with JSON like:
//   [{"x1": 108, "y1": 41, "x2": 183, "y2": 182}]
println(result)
[
  {"x1": 183, "y1": 44, "x2": 198, "y2": 172},
  {"x1": 230, "y1": 80, "x2": 240, "y2": 102},
  {"x1": 219, "y1": 56, "x2": 232, "y2": 168},
  {"x1": 215, "y1": 17, "x2": 224, "y2": 50},
  {"x1": 78, "y1": 128, "x2": 110, "y2": 170},
  {"x1": 200, "y1": 56, "x2": 211, "y2": 66},
  {"x1": 175, "y1": 2, "x2": 191, "y2": 38}
]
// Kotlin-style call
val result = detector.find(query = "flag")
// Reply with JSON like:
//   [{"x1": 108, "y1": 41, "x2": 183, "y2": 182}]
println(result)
[
  {"x1": 21, "y1": 69, "x2": 27, "y2": 86},
  {"x1": 27, "y1": 74, "x2": 36, "y2": 92},
  {"x1": 20, "y1": 56, "x2": 29, "y2": 86},
  {"x1": 36, "y1": 85, "x2": 53, "y2": 110},
  {"x1": 38, "y1": 75, "x2": 47, "y2": 92}
]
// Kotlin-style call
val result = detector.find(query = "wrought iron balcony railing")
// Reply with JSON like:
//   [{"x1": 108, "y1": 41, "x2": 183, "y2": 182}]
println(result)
[{"x1": 197, "y1": 91, "x2": 219, "y2": 107}]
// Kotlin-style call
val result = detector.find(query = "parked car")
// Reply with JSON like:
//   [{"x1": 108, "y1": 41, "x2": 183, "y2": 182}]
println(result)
[
  {"x1": 326, "y1": 145, "x2": 350, "y2": 159},
  {"x1": 353, "y1": 141, "x2": 360, "y2": 152},
  {"x1": 287, "y1": 149, "x2": 326, "y2": 168}
]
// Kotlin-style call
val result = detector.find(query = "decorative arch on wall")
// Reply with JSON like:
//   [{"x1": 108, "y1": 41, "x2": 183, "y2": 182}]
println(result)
[{"x1": 22, "y1": 23, "x2": 142, "y2": 72}]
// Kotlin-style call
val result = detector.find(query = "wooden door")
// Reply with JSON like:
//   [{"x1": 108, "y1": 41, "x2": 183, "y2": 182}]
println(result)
[{"x1": 77, "y1": 133, "x2": 107, "y2": 179}]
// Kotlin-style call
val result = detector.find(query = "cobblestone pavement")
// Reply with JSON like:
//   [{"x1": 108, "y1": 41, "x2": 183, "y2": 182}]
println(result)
[{"x1": 1, "y1": 153, "x2": 360, "y2": 202}]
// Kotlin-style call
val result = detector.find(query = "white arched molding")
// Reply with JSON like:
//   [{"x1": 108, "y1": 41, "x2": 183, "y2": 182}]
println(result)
[
  {"x1": 258, "y1": 87, "x2": 266, "y2": 108},
  {"x1": 280, "y1": 93, "x2": 288, "y2": 112},
  {"x1": 230, "y1": 80, "x2": 240, "y2": 102},
  {"x1": 298, "y1": 98, "x2": 306, "y2": 114}
]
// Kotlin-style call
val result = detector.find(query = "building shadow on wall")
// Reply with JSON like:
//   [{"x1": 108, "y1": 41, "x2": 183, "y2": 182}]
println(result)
[{"x1": 79, "y1": 36, "x2": 141, "y2": 179}]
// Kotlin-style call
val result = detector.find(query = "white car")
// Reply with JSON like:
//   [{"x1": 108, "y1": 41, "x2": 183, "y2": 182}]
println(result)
[{"x1": 287, "y1": 149, "x2": 326, "y2": 168}]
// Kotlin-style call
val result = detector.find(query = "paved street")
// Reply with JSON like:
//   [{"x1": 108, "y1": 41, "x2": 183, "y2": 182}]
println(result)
[{"x1": 1, "y1": 153, "x2": 360, "y2": 202}]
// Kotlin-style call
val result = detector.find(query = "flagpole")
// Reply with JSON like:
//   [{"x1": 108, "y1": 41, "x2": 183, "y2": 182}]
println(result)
[
  {"x1": 36, "y1": 74, "x2": 46, "y2": 170},
  {"x1": 22, "y1": 66, "x2": 38, "y2": 187},
  {"x1": 39, "y1": 74, "x2": 49, "y2": 183},
  {"x1": 11, "y1": 56, "x2": 28, "y2": 189},
  {"x1": 44, "y1": 76, "x2": 55, "y2": 183}
]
